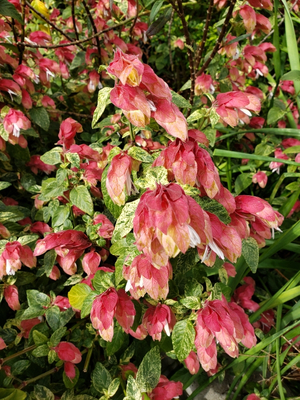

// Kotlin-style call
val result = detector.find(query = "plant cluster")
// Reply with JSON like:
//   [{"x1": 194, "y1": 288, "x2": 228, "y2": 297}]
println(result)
[{"x1": 0, "y1": 0, "x2": 300, "y2": 399}]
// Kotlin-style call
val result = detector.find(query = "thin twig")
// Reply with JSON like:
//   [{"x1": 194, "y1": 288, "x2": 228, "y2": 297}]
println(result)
[
  {"x1": 168, "y1": 9, "x2": 175, "y2": 72},
  {"x1": 82, "y1": 0, "x2": 101, "y2": 64},
  {"x1": 170, "y1": 0, "x2": 195, "y2": 106},
  {"x1": 47, "y1": 109, "x2": 93, "y2": 119},
  {"x1": 21, "y1": 2, "x2": 197, "y2": 49},
  {"x1": 71, "y1": 0, "x2": 79, "y2": 41},
  {"x1": 10, "y1": 18, "x2": 18, "y2": 44},
  {"x1": 196, "y1": 0, "x2": 236, "y2": 77},
  {"x1": 25, "y1": 1, "x2": 85, "y2": 51},
  {"x1": 18, "y1": 0, "x2": 26, "y2": 65},
  {"x1": 194, "y1": 0, "x2": 214, "y2": 71},
  {"x1": 130, "y1": 0, "x2": 139, "y2": 41}
]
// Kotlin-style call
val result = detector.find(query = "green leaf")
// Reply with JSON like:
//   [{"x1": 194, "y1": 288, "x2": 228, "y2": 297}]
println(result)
[
  {"x1": 106, "y1": 324, "x2": 126, "y2": 356},
  {"x1": 45, "y1": 306, "x2": 61, "y2": 331},
  {"x1": 283, "y1": 145, "x2": 300, "y2": 154},
  {"x1": 63, "y1": 366, "x2": 80, "y2": 389},
  {"x1": 40, "y1": 148, "x2": 62, "y2": 165},
  {"x1": 281, "y1": 70, "x2": 300, "y2": 81},
  {"x1": 18, "y1": 234, "x2": 39, "y2": 246},
  {"x1": 149, "y1": 0, "x2": 164, "y2": 23},
  {"x1": 172, "y1": 320, "x2": 195, "y2": 362},
  {"x1": 92, "y1": 362, "x2": 112, "y2": 394},
  {"x1": 0, "y1": 182, "x2": 11, "y2": 191},
  {"x1": 227, "y1": 33, "x2": 251, "y2": 44},
  {"x1": 186, "y1": 109, "x2": 206, "y2": 123},
  {"x1": 0, "y1": 152, "x2": 8, "y2": 162},
  {"x1": 27, "y1": 290, "x2": 50, "y2": 308},
  {"x1": 112, "y1": 199, "x2": 139, "y2": 243},
  {"x1": 11, "y1": 360, "x2": 30, "y2": 376},
  {"x1": 29, "y1": 107, "x2": 50, "y2": 131},
  {"x1": 0, "y1": 389, "x2": 26, "y2": 400},
  {"x1": 92, "y1": 87, "x2": 112, "y2": 129},
  {"x1": 70, "y1": 186, "x2": 94, "y2": 215},
  {"x1": 0, "y1": 0, "x2": 23, "y2": 24},
  {"x1": 242, "y1": 237, "x2": 259, "y2": 273},
  {"x1": 32, "y1": 344, "x2": 49, "y2": 357},
  {"x1": 101, "y1": 166, "x2": 123, "y2": 219},
  {"x1": 92, "y1": 270, "x2": 114, "y2": 293},
  {"x1": 0, "y1": 123, "x2": 8, "y2": 141},
  {"x1": 32, "y1": 330, "x2": 48, "y2": 345},
  {"x1": 44, "y1": 249, "x2": 57, "y2": 276},
  {"x1": 267, "y1": 107, "x2": 286, "y2": 125},
  {"x1": 124, "y1": 375, "x2": 142, "y2": 400},
  {"x1": 59, "y1": 307, "x2": 75, "y2": 328},
  {"x1": 171, "y1": 90, "x2": 192, "y2": 109},
  {"x1": 49, "y1": 326, "x2": 67, "y2": 347},
  {"x1": 70, "y1": 51, "x2": 86, "y2": 70},
  {"x1": 213, "y1": 149, "x2": 300, "y2": 167},
  {"x1": 39, "y1": 178, "x2": 67, "y2": 201},
  {"x1": 108, "y1": 378, "x2": 121, "y2": 397},
  {"x1": 136, "y1": 347, "x2": 161, "y2": 392},
  {"x1": 180, "y1": 296, "x2": 201, "y2": 310},
  {"x1": 135, "y1": 166, "x2": 168, "y2": 191},
  {"x1": 52, "y1": 205, "x2": 70, "y2": 227},
  {"x1": 128, "y1": 146, "x2": 154, "y2": 163},
  {"x1": 81, "y1": 292, "x2": 97, "y2": 318},
  {"x1": 195, "y1": 196, "x2": 231, "y2": 224},
  {"x1": 146, "y1": 7, "x2": 172, "y2": 36},
  {"x1": 21, "y1": 305, "x2": 44, "y2": 319},
  {"x1": 66, "y1": 152, "x2": 80, "y2": 168},
  {"x1": 234, "y1": 173, "x2": 253, "y2": 195},
  {"x1": 68, "y1": 283, "x2": 92, "y2": 310}
]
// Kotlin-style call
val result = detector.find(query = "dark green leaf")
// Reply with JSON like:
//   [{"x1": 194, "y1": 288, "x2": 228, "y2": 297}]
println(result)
[
  {"x1": 234, "y1": 173, "x2": 253, "y2": 195},
  {"x1": 242, "y1": 237, "x2": 259, "y2": 273},
  {"x1": 44, "y1": 249, "x2": 57, "y2": 276},
  {"x1": 172, "y1": 320, "x2": 195, "y2": 362},
  {"x1": 195, "y1": 196, "x2": 231, "y2": 224},
  {"x1": 45, "y1": 306, "x2": 61, "y2": 331},
  {"x1": 21, "y1": 305, "x2": 44, "y2": 319},
  {"x1": 106, "y1": 324, "x2": 126, "y2": 356},
  {"x1": 27, "y1": 290, "x2": 50, "y2": 307},
  {"x1": 136, "y1": 346, "x2": 161, "y2": 392},
  {"x1": 149, "y1": 0, "x2": 164, "y2": 23},
  {"x1": 70, "y1": 51, "x2": 86, "y2": 70},
  {"x1": 81, "y1": 291, "x2": 97, "y2": 318},
  {"x1": 29, "y1": 107, "x2": 50, "y2": 131},
  {"x1": 11, "y1": 360, "x2": 30, "y2": 376},
  {"x1": 146, "y1": 7, "x2": 172, "y2": 36},
  {"x1": 70, "y1": 185, "x2": 94, "y2": 215},
  {"x1": 39, "y1": 178, "x2": 67, "y2": 201},
  {"x1": 49, "y1": 327, "x2": 67, "y2": 347},
  {"x1": 0, "y1": 0, "x2": 23, "y2": 24}
]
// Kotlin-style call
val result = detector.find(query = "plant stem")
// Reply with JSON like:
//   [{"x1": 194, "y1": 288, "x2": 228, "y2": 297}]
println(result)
[
  {"x1": 83, "y1": 346, "x2": 93, "y2": 372},
  {"x1": 276, "y1": 304, "x2": 285, "y2": 400},
  {"x1": 17, "y1": 367, "x2": 60, "y2": 389},
  {"x1": 0, "y1": 344, "x2": 37, "y2": 365}
]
